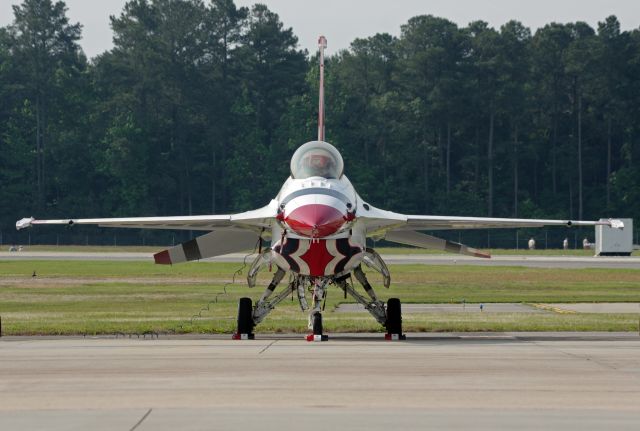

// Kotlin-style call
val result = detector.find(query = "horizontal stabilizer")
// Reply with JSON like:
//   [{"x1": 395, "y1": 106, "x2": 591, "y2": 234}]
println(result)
[
  {"x1": 385, "y1": 230, "x2": 490, "y2": 258},
  {"x1": 154, "y1": 229, "x2": 260, "y2": 265}
]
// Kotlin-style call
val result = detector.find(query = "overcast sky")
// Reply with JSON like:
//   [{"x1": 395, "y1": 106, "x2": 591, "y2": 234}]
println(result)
[{"x1": 1, "y1": 0, "x2": 638, "y2": 58}]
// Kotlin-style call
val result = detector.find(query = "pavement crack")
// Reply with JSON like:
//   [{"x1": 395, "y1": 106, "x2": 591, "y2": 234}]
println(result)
[
  {"x1": 529, "y1": 340, "x2": 623, "y2": 372},
  {"x1": 259, "y1": 340, "x2": 277, "y2": 354},
  {"x1": 130, "y1": 408, "x2": 152, "y2": 431}
]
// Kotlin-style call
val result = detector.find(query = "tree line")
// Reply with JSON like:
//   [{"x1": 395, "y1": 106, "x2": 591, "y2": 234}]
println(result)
[{"x1": 1, "y1": 0, "x2": 639, "y2": 244}]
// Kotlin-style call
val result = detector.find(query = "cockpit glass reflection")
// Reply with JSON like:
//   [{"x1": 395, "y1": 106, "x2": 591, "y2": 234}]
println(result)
[{"x1": 290, "y1": 141, "x2": 344, "y2": 179}]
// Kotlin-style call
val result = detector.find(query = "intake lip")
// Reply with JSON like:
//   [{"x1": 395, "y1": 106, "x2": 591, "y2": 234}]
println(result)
[{"x1": 285, "y1": 204, "x2": 345, "y2": 238}]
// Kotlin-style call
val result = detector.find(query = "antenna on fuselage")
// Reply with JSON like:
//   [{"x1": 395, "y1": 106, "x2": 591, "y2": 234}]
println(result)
[{"x1": 317, "y1": 35, "x2": 327, "y2": 142}]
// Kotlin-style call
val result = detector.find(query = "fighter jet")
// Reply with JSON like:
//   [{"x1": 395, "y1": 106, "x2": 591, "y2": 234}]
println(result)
[{"x1": 17, "y1": 36, "x2": 623, "y2": 340}]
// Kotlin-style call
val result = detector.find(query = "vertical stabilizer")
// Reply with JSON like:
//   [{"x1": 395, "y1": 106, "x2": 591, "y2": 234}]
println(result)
[{"x1": 317, "y1": 35, "x2": 327, "y2": 141}]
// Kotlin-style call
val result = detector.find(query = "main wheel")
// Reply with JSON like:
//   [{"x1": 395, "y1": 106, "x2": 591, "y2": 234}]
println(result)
[
  {"x1": 237, "y1": 297, "x2": 254, "y2": 335},
  {"x1": 385, "y1": 298, "x2": 402, "y2": 335},
  {"x1": 312, "y1": 312, "x2": 323, "y2": 335}
]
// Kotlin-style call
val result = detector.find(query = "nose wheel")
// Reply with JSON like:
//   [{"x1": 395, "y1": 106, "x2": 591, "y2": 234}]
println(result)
[
  {"x1": 304, "y1": 278, "x2": 329, "y2": 341},
  {"x1": 312, "y1": 312, "x2": 323, "y2": 335},
  {"x1": 307, "y1": 312, "x2": 329, "y2": 341}
]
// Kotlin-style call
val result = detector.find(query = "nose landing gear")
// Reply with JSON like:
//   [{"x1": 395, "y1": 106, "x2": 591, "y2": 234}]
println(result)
[
  {"x1": 306, "y1": 312, "x2": 329, "y2": 341},
  {"x1": 306, "y1": 278, "x2": 329, "y2": 341}
]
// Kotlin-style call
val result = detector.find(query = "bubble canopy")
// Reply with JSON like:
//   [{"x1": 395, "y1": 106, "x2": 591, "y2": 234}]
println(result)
[{"x1": 290, "y1": 141, "x2": 344, "y2": 179}]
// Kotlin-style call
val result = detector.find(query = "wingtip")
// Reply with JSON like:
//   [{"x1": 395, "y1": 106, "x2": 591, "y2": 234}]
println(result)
[
  {"x1": 16, "y1": 217, "x2": 34, "y2": 230},
  {"x1": 609, "y1": 219, "x2": 624, "y2": 229}
]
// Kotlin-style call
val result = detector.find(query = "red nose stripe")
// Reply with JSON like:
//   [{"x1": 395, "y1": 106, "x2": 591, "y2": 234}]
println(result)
[{"x1": 285, "y1": 204, "x2": 344, "y2": 238}]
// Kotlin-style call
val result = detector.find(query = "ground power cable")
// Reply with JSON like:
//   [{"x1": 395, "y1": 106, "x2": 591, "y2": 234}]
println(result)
[
  {"x1": 84, "y1": 238, "x2": 259, "y2": 339},
  {"x1": 164, "y1": 238, "x2": 262, "y2": 335}
]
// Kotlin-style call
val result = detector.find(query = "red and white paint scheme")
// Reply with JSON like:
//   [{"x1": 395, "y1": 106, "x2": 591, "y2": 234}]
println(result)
[{"x1": 17, "y1": 36, "x2": 625, "y2": 340}]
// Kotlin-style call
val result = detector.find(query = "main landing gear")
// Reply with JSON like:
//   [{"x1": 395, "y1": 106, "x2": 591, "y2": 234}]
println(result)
[
  {"x1": 384, "y1": 297, "x2": 406, "y2": 341},
  {"x1": 234, "y1": 249, "x2": 405, "y2": 341},
  {"x1": 335, "y1": 267, "x2": 405, "y2": 341},
  {"x1": 233, "y1": 278, "x2": 404, "y2": 341},
  {"x1": 232, "y1": 297, "x2": 255, "y2": 340}
]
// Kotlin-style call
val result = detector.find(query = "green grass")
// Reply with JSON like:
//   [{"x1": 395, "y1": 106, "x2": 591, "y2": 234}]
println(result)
[
  {"x1": 1, "y1": 260, "x2": 640, "y2": 335},
  {"x1": 0, "y1": 259, "x2": 244, "y2": 277}
]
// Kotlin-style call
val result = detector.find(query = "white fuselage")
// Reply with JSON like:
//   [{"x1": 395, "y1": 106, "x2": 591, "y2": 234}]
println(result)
[{"x1": 269, "y1": 175, "x2": 368, "y2": 277}]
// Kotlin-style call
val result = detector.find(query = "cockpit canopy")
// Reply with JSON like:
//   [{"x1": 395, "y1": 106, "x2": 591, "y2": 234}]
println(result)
[{"x1": 290, "y1": 141, "x2": 344, "y2": 179}]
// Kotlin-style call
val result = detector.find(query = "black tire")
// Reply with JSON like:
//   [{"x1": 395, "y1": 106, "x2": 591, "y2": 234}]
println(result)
[
  {"x1": 237, "y1": 297, "x2": 254, "y2": 334},
  {"x1": 385, "y1": 298, "x2": 402, "y2": 335},
  {"x1": 312, "y1": 312, "x2": 323, "y2": 335}
]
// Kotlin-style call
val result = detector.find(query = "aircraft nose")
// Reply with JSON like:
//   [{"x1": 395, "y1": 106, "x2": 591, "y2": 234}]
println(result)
[{"x1": 285, "y1": 203, "x2": 345, "y2": 238}]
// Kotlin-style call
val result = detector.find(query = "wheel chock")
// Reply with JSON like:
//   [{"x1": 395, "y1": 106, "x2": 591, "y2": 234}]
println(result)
[
  {"x1": 306, "y1": 334, "x2": 329, "y2": 342},
  {"x1": 232, "y1": 333, "x2": 255, "y2": 340}
]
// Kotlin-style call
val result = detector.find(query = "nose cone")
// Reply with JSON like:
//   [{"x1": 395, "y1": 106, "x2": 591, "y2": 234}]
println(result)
[{"x1": 285, "y1": 204, "x2": 345, "y2": 238}]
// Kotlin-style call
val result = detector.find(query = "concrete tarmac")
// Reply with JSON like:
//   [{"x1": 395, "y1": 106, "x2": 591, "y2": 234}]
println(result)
[
  {"x1": 2, "y1": 333, "x2": 640, "y2": 430},
  {"x1": 2, "y1": 251, "x2": 640, "y2": 268}
]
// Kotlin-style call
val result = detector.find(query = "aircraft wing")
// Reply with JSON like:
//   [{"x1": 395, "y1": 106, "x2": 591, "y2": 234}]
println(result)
[
  {"x1": 357, "y1": 203, "x2": 623, "y2": 258},
  {"x1": 16, "y1": 201, "x2": 278, "y2": 232},
  {"x1": 402, "y1": 215, "x2": 624, "y2": 231},
  {"x1": 357, "y1": 201, "x2": 623, "y2": 235}
]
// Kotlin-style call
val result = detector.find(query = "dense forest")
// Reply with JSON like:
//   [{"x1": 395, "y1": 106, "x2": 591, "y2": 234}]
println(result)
[{"x1": 1, "y1": 0, "x2": 639, "y2": 247}]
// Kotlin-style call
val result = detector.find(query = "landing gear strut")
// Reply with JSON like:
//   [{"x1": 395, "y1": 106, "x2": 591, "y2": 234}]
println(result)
[{"x1": 335, "y1": 266, "x2": 386, "y2": 325}]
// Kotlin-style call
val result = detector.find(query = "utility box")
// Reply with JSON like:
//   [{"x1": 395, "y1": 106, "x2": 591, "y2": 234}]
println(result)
[{"x1": 595, "y1": 218, "x2": 633, "y2": 256}]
